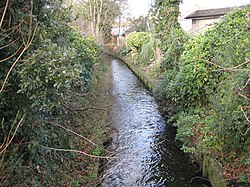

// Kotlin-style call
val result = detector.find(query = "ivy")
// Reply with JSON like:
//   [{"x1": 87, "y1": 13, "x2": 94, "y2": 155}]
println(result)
[
  {"x1": 151, "y1": 0, "x2": 188, "y2": 71},
  {"x1": 0, "y1": 0, "x2": 99, "y2": 185},
  {"x1": 159, "y1": 5, "x2": 250, "y2": 182}
]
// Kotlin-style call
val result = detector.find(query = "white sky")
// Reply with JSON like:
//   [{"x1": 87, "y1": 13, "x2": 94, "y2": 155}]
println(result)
[
  {"x1": 127, "y1": 0, "x2": 152, "y2": 18},
  {"x1": 128, "y1": 0, "x2": 250, "y2": 18}
]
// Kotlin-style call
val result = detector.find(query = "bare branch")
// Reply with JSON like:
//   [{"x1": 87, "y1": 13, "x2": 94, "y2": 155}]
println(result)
[
  {"x1": 27, "y1": 0, "x2": 34, "y2": 43},
  {"x1": 41, "y1": 146, "x2": 117, "y2": 159},
  {"x1": 0, "y1": 20, "x2": 24, "y2": 43},
  {"x1": 47, "y1": 122, "x2": 113, "y2": 154},
  {"x1": 0, "y1": 37, "x2": 20, "y2": 50},
  {"x1": 42, "y1": 139, "x2": 166, "y2": 160},
  {"x1": 238, "y1": 79, "x2": 250, "y2": 91},
  {"x1": 239, "y1": 105, "x2": 250, "y2": 136},
  {"x1": 238, "y1": 93, "x2": 250, "y2": 101},
  {"x1": 0, "y1": 22, "x2": 38, "y2": 94},
  {"x1": 0, "y1": 113, "x2": 27, "y2": 155},
  {"x1": 231, "y1": 60, "x2": 250, "y2": 70},
  {"x1": 241, "y1": 126, "x2": 250, "y2": 136},
  {"x1": 0, "y1": 44, "x2": 24, "y2": 63},
  {"x1": 0, "y1": 0, "x2": 9, "y2": 29},
  {"x1": 207, "y1": 60, "x2": 250, "y2": 72},
  {"x1": 3, "y1": 153, "x2": 26, "y2": 184},
  {"x1": 62, "y1": 103, "x2": 110, "y2": 113},
  {"x1": 73, "y1": 106, "x2": 109, "y2": 112}
]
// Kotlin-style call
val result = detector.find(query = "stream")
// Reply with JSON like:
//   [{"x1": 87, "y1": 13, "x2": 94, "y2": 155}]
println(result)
[{"x1": 99, "y1": 57, "x2": 210, "y2": 187}]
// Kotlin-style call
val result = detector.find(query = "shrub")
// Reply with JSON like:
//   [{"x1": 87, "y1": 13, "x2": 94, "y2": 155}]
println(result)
[
  {"x1": 138, "y1": 35, "x2": 160, "y2": 65},
  {"x1": 125, "y1": 32, "x2": 150, "y2": 49},
  {"x1": 159, "y1": 5, "x2": 250, "y2": 182},
  {"x1": 0, "y1": 0, "x2": 99, "y2": 185}
]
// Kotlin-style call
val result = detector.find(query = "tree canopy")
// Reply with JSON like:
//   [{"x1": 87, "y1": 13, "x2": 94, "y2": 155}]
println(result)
[{"x1": 72, "y1": 0, "x2": 121, "y2": 43}]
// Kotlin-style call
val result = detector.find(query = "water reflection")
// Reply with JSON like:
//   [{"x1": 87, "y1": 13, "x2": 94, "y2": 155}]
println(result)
[{"x1": 100, "y1": 58, "x2": 209, "y2": 187}]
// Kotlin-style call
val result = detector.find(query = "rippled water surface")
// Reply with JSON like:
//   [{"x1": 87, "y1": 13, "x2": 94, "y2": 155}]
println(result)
[{"x1": 100, "y1": 57, "x2": 209, "y2": 187}]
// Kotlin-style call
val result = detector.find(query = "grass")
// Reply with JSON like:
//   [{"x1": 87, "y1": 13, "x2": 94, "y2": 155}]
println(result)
[{"x1": 61, "y1": 54, "x2": 113, "y2": 186}]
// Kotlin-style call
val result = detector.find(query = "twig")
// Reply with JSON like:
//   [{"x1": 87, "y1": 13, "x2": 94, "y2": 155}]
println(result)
[
  {"x1": 19, "y1": 24, "x2": 27, "y2": 46},
  {"x1": 0, "y1": 0, "x2": 38, "y2": 94},
  {"x1": 207, "y1": 59, "x2": 250, "y2": 72},
  {"x1": 0, "y1": 37, "x2": 20, "y2": 50},
  {"x1": 5, "y1": 111, "x2": 20, "y2": 148},
  {"x1": 0, "y1": 22, "x2": 38, "y2": 94},
  {"x1": 2, "y1": 153, "x2": 25, "y2": 185},
  {"x1": 62, "y1": 103, "x2": 109, "y2": 113},
  {"x1": 0, "y1": 21, "x2": 23, "y2": 36},
  {"x1": 240, "y1": 106, "x2": 250, "y2": 136},
  {"x1": 238, "y1": 93, "x2": 250, "y2": 101},
  {"x1": 47, "y1": 122, "x2": 113, "y2": 153},
  {"x1": 206, "y1": 60, "x2": 249, "y2": 72},
  {"x1": 41, "y1": 146, "x2": 118, "y2": 159},
  {"x1": 0, "y1": 118, "x2": 6, "y2": 149},
  {"x1": 238, "y1": 79, "x2": 250, "y2": 91},
  {"x1": 42, "y1": 139, "x2": 166, "y2": 159},
  {"x1": 0, "y1": 113, "x2": 27, "y2": 155},
  {"x1": 0, "y1": 0, "x2": 9, "y2": 29},
  {"x1": 189, "y1": 176, "x2": 210, "y2": 183},
  {"x1": 241, "y1": 126, "x2": 250, "y2": 136},
  {"x1": 0, "y1": 24, "x2": 20, "y2": 43},
  {"x1": 27, "y1": 0, "x2": 34, "y2": 44},
  {"x1": 0, "y1": 138, "x2": 24, "y2": 171},
  {"x1": 231, "y1": 60, "x2": 250, "y2": 70},
  {"x1": 73, "y1": 106, "x2": 109, "y2": 112},
  {"x1": 237, "y1": 81, "x2": 250, "y2": 100},
  {"x1": 163, "y1": 38, "x2": 177, "y2": 57},
  {"x1": 0, "y1": 44, "x2": 24, "y2": 63}
]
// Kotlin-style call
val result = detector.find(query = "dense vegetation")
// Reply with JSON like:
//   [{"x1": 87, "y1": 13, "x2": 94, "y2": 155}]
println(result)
[
  {"x1": 0, "y1": 0, "x2": 101, "y2": 185},
  {"x1": 121, "y1": 0, "x2": 250, "y2": 184},
  {"x1": 156, "y1": 4, "x2": 250, "y2": 183},
  {"x1": 122, "y1": 0, "x2": 188, "y2": 78},
  {"x1": 124, "y1": 31, "x2": 160, "y2": 68},
  {"x1": 1, "y1": 0, "x2": 249, "y2": 185},
  {"x1": 151, "y1": 0, "x2": 188, "y2": 71}
]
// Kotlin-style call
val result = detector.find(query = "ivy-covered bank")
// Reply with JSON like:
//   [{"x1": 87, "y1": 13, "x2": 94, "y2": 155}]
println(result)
[
  {"x1": 117, "y1": 2, "x2": 250, "y2": 185},
  {"x1": 0, "y1": 1, "x2": 107, "y2": 186},
  {"x1": 158, "y1": 5, "x2": 250, "y2": 185}
]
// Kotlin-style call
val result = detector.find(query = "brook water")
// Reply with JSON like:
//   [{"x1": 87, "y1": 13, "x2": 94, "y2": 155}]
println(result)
[{"x1": 99, "y1": 57, "x2": 209, "y2": 187}]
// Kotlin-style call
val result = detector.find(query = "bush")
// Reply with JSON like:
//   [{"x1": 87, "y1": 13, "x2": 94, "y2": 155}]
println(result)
[
  {"x1": 125, "y1": 32, "x2": 150, "y2": 49},
  {"x1": 138, "y1": 35, "x2": 159, "y2": 65},
  {"x1": 125, "y1": 32, "x2": 159, "y2": 65},
  {"x1": 159, "y1": 5, "x2": 250, "y2": 182},
  {"x1": 0, "y1": 1, "x2": 99, "y2": 185}
]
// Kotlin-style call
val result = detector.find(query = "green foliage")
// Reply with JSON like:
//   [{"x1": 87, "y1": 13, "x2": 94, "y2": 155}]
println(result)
[
  {"x1": 125, "y1": 32, "x2": 150, "y2": 49},
  {"x1": 151, "y1": 0, "x2": 182, "y2": 38},
  {"x1": 138, "y1": 34, "x2": 159, "y2": 65},
  {"x1": 134, "y1": 16, "x2": 149, "y2": 32},
  {"x1": 17, "y1": 27, "x2": 98, "y2": 113},
  {"x1": 0, "y1": 0, "x2": 99, "y2": 185},
  {"x1": 92, "y1": 148, "x2": 102, "y2": 156},
  {"x1": 160, "y1": 28, "x2": 189, "y2": 71},
  {"x1": 125, "y1": 32, "x2": 159, "y2": 65},
  {"x1": 151, "y1": 0, "x2": 188, "y2": 72},
  {"x1": 121, "y1": 46, "x2": 132, "y2": 56},
  {"x1": 89, "y1": 171, "x2": 97, "y2": 179},
  {"x1": 159, "y1": 5, "x2": 250, "y2": 181}
]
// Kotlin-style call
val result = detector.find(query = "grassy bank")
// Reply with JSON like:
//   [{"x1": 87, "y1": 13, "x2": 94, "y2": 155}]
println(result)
[{"x1": 64, "y1": 54, "x2": 113, "y2": 186}]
